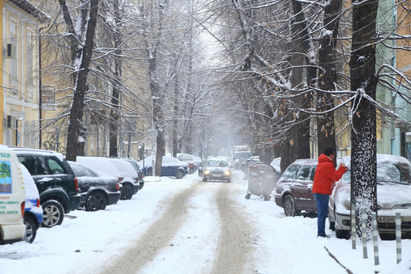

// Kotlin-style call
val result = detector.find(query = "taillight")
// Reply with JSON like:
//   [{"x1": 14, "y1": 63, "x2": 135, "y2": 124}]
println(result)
[
  {"x1": 74, "y1": 177, "x2": 79, "y2": 192},
  {"x1": 21, "y1": 202, "x2": 25, "y2": 218},
  {"x1": 139, "y1": 172, "x2": 144, "y2": 179},
  {"x1": 36, "y1": 199, "x2": 41, "y2": 208},
  {"x1": 115, "y1": 182, "x2": 120, "y2": 191}
]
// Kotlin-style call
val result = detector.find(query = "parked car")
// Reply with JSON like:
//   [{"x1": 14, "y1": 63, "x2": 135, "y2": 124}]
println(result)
[
  {"x1": 21, "y1": 164, "x2": 43, "y2": 243},
  {"x1": 0, "y1": 145, "x2": 26, "y2": 244},
  {"x1": 329, "y1": 154, "x2": 411, "y2": 240},
  {"x1": 68, "y1": 161, "x2": 121, "y2": 211},
  {"x1": 124, "y1": 158, "x2": 144, "y2": 190},
  {"x1": 177, "y1": 154, "x2": 197, "y2": 173},
  {"x1": 202, "y1": 158, "x2": 231, "y2": 182},
  {"x1": 274, "y1": 159, "x2": 317, "y2": 216},
  {"x1": 13, "y1": 147, "x2": 81, "y2": 228},
  {"x1": 138, "y1": 155, "x2": 188, "y2": 179},
  {"x1": 233, "y1": 151, "x2": 252, "y2": 170},
  {"x1": 76, "y1": 157, "x2": 140, "y2": 200}
]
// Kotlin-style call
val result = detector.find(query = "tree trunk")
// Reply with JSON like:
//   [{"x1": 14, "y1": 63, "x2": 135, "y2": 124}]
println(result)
[
  {"x1": 172, "y1": 73, "x2": 179, "y2": 157},
  {"x1": 155, "y1": 130, "x2": 165, "y2": 175},
  {"x1": 109, "y1": 0, "x2": 122, "y2": 157},
  {"x1": 349, "y1": 0, "x2": 378, "y2": 239},
  {"x1": 317, "y1": 0, "x2": 342, "y2": 157},
  {"x1": 65, "y1": 0, "x2": 99, "y2": 161}
]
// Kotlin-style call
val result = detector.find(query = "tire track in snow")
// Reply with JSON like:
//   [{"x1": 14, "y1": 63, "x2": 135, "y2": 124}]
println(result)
[
  {"x1": 100, "y1": 182, "x2": 201, "y2": 274},
  {"x1": 211, "y1": 183, "x2": 254, "y2": 274}
]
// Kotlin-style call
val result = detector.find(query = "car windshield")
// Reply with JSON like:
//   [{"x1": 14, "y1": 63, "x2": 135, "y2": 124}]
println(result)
[
  {"x1": 207, "y1": 160, "x2": 228, "y2": 167},
  {"x1": 281, "y1": 164, "x2": 299, "y2": 179},
  {"x1": 235, "y1": 152, "x2": 252, "y2": 159},
  {"x1": 341, "y1": 162, "x2": 410, "y2": 185}
]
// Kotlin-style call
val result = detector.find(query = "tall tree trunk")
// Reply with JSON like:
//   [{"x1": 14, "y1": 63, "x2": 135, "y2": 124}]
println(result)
[
  {"x1": 65, "y1": 0, "x2": 99, "y2": 161},
  {"x1": 109, "y1": 0, "x2": 123, "y2": 157},
  {"x1": 172, "y1": 72, "x2": 179, "y2": 157},
  {"x1": 317, "y1": 0, "x2": 342, "y2": 157},
  {"x1": 350, "y1": 0, "x2": 378, "y2": 239}
]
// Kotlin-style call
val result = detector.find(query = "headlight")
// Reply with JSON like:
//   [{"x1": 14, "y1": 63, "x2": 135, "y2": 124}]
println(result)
[
  {"x1": 204, "y1": 170, "x2": 210, "y2": 175},
  {"x1": 224, "y1": 170, "x2": 231, "y2": 176}
]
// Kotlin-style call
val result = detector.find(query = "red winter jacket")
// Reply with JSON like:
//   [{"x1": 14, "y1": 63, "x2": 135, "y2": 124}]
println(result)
[{"x1": 312, "y1": 154, "x2": 347, "y2": 195}]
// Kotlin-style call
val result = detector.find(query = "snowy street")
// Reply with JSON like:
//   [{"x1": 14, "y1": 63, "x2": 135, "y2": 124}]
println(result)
[{"x1": 1, "y1": 171, "x2": 410, "y2": 274}]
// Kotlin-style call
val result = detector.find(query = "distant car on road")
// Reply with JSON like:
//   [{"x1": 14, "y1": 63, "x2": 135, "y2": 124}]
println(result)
[
  {"x1": 329, "y1": 154, "x2": 411, "y2": 240},
  {"x1": 274, "y1": 159, "x2": 317, "y2": 217},
  {"x1": 68, "y1": 161, "x2": 121, "y2": 211},
  {"x1": 233, "y1": 151, "x2": 252, "y2": 170},
  {"x1": 203, "y1": 158, "x2": 231, "y2": 183},
  {"x1": 138, "y1": 155, "x2": 188, "y2": 179}
]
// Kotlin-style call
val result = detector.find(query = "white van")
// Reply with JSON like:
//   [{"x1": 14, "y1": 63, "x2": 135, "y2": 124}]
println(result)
[{"x1": 0, "y1": 145, "x2": 26, "y2": 243}]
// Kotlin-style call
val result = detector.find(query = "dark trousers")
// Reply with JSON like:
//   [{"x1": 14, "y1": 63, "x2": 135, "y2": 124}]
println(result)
[{"x1": 314, "y1": 193, "x2": 329, "y2": 237}]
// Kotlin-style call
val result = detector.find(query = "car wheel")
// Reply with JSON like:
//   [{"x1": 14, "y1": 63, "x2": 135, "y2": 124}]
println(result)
[
  {"x1": 335, "y1": 229, "x2": 350, "y2": 239},
  {"x1": 121, "y1": 184, "x2": 133, "y2": 200},
  {"x1": 85, "y1": 191, "x2": 107, "y2": 211},
  {"x1": 329, "y1": 220, "x2": 335, "y2": 231},
  {"x1": 42, "y1": 199, "x2": 64, "y2": 228},
  {"x1": 283, "y1": 195, "x2": 297, "y2": 217},
  {"x1": 176, "y1": 170, "x2": 184, "y2": 179},
  {"x1": 23, "y1": 216, "x2": 37, "y2": 243}
]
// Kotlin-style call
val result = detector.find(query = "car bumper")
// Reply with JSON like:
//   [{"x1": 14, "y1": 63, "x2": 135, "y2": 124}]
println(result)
[
  {"x1": 67, "y1": 194, "x2": 81, "y2": 213},
  {"x1": 107, "y1": 192, "x2": 121, "y2": 205},
  {"x1": 204, "y1": 174, "x2": 230, "y2": 181},
  {"x1": 274, "y1": 194, "x2": 283, "y2": 207},
  {"x1": 0, "y1": 223, "x2": 25, "y2": 243}
]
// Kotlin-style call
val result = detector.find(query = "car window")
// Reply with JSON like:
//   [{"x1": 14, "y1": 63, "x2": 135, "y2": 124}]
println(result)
[
  {"x1": 178, "y1": 155, "x2": 192, "y2": 161},
  {"x1": 281, "y1": 164, "x2": 300, "y2": 179},
  {"x1": 296, "y1": 166, "x2": 313, "y2": 180},
  {"x1": 47, "y1": 158, "x2": 65, "y2": 174},
  {"x1": 377, "y1": 162, "x2": 410, "y2": 185},
  {"x1": 19, "y1": 156, "x2": 46, "y2": 175},
  {"x1": 309, "y1": 167, "x2": 316, "y2": 181}
]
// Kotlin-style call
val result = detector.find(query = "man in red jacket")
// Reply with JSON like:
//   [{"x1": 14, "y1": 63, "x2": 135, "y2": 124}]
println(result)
[{"x1": 312, "y1": 148, "x2": 347, "y2": 237}]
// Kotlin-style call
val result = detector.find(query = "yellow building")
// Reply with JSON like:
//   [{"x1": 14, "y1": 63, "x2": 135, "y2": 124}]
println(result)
[{"x1": 2, "y1": 0, "x2": 47, "y2": 146}]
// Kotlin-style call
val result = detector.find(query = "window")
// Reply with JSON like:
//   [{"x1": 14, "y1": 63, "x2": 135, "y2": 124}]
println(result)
[
  {"x1": 297, "y1": 166, "x2": 313, "y2": 180},
  {"x1": 41, "y1": 85, "x2": 56, "y2": 110},
  {"x1": 9, "y1": 20, "x2": 18, "y2": 87},
  {"x1": 46, "y1": 158, "x2": 65, "y2": 174},
  {"x1": 27, "y1": 29, "x2": 34, "y2": 90},
  {"x1": 281, "y1": 165, "x2": 300, "y2": 179},
  {"x1": 19, "y1": 156, "x2": 46, "y2": 175}
]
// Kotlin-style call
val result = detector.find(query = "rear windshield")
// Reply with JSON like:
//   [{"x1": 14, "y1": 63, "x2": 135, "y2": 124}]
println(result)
[{"x1": 234, "y1": 152, "x2": 252, "y2": 159}]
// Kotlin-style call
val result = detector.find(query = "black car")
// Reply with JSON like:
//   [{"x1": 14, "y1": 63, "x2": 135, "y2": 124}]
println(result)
[
  {"x1": 124, "y1": 158, "x2": 145, "y2": 190},
  {"x1": 68, "y1": 161, "x2": 121, "y2": 211},
  {"x1": 13, "y1": 148, "x2": 81, "y2": 228}
]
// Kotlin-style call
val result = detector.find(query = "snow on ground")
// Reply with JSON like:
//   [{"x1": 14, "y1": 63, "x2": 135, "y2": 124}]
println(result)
[{"x1": 0, "y1": 171, "x2": 410, "y2": 274}]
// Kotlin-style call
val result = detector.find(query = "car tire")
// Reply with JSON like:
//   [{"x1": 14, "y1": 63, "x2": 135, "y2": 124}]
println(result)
[
  {"x1": 176, "y1": 169, "x2": 184, "y2": 179},
  {"x1": 42, "y1": 199, "x2": 64, "y2": 228},
  {"x1": 283, "y1": 195, "x2": 298, "y2": 217},
  {"x1": 121, "y1": 184, "x2": 133, "y2": 200},
  {"x1": 329, "y1": 220, "x2": 335, "y2": 231},
  {"x1": 336, "y1": 229, "x2": 350, "y2": 239},
  {"x1": 23, "y1": 216, "x2": 37, "y2": 243},
  {"x1": 245, "y1": 193, "x2": 251, "y2": 199},
  {"x1": 85, "y1": 191, "x2": 107, "y2": 211}
]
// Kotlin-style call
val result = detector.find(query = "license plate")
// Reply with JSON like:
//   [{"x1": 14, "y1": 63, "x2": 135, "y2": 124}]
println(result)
[{"x1": 378, "y1": 216, "x2": 395, "y2": 223}]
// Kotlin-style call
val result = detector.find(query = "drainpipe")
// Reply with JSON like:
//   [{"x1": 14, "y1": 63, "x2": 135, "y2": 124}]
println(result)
[{"x1": 38, "y1": 25, "x2": 46, "y2": 149}]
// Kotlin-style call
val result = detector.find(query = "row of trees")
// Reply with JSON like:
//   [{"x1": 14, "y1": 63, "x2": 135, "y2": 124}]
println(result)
[
  {"x1": 198, "y1": 0, "x2": 410, "y2": 236},
  {"x1": 37, "y1": 0, "x2": 409, "y2": 235}
]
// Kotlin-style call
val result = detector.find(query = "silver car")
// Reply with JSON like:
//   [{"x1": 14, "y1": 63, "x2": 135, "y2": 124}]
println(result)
[
  {"x1": 203, "y1": 158, "x2": 231, "y2": 183},
  {"x1": 329, "y1": 154, "x2": 411, "y2": 239}
]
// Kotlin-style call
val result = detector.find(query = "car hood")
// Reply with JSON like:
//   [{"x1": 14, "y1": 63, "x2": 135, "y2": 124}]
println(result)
[
  {"x1": 377, "y1": 184, "x2": 411, "y2": 209},
  {"x1": 206, "y1": 166, "x2": 230, "y2": 171},
  {"x1": 334, "y1": 182, "x2": 411, "y2": 211}
]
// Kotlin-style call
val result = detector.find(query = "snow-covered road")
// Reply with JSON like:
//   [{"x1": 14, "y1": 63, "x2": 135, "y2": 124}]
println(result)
[{"x1": 1, "y1": 171, "x2": 410, "y2": 274}]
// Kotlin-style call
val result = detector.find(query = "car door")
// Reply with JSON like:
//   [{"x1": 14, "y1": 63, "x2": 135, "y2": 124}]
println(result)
[
  {"x1": 44, "y1": 156, "x2": 77, "y2": 197},
  {"x1": 18, "y1": 155, "x2": 49, "y2": 193},
  {"x1": 292, "y1": 165, "x2": 316, "y2": 211}
]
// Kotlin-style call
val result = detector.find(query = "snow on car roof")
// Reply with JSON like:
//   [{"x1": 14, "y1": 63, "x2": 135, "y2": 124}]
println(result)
[
  {"x1": 76, "y1": 156, "x2": 122, "y2": 177},
  {"x1": 108, "y1": 158, "x2": 138, "y2": 178},
  {"x1": 338, "y1": 154, "x2": 410, "y2": 168},
  {"x1": 13, "y1": 147, "x2": 65, "y2": 161},
  {"x1": 292, "y1": 158, "x2": 317, "y2": 165}
]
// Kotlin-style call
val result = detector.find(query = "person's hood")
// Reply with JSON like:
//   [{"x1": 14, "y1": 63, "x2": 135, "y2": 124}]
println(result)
[{"x1": 318, "y1": 153, "x2": 333, "y2": 163}]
